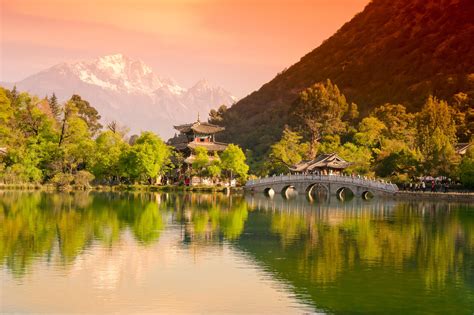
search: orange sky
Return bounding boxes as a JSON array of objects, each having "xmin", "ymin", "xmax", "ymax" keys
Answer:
[{"xmin": 1, "ymin": 0, "xmax": 368, "ymax": 97}]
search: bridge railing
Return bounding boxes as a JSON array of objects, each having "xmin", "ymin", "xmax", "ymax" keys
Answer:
[{"xmin": 245, "ymin": 174, "xmax": 398, "ymax": 192}]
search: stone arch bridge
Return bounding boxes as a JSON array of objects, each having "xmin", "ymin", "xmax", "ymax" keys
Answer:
[{"xmin": 245, "ymin": 174, "xmax": 398, "ymax": 199}]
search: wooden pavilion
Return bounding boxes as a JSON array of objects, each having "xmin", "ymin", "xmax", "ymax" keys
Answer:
[
  {"xmin": 289, "ymin": 153, "xmax": 352, "ymax": 175},
  {"xmin": 167, "ymin": 117, "xmax": 228, "ymax": 184}
]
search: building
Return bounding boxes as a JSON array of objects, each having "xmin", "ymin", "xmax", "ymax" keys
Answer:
[
  {"xmin": 290, "ymin": 153, "xmax": 352, "ymax": 175},
  {"xmin": 167, "ymin": 117, "xmax": 228, "ymax": 183},
  {"xmin": 455, "ymin": 143, "xmax": 472, "ymax": 156}
]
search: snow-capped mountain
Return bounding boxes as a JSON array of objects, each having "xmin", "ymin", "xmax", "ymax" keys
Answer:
[{"xmin": 8, "ymin": 54, "xmax": 236, "ymax": 138}]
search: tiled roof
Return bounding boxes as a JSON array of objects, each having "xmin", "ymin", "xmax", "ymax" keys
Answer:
[
  {"xmin": 187, "ymin": 141, "xmax": 228, "ymax": 152},
  {"xmin": 290, "ymin": 153, "xmax": 352, "ymax": 172},
  {"xmin": 184, "ymin": 154, "xmax": 221, "ymax": 164},
  {"xmin": 167, "ymin": 134, "xmax": 189, "ymax": 150},
  {"xmin": 174, "ymin": 121, "xmax": 225, "ymax": 134},
  {"xmin": 455, "ymin": 143, "xmax": 472, "ymax": 155}
]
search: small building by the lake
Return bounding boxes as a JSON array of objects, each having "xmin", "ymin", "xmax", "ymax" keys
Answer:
[
  {"xmin": 167, "ymin": 117, "xmax": 228, "ymax": 184},
  {"xmin": 290, "ymin": 153, "xmax": 352, "ymax": 175},
  {"xmin": 455, "ymin": 143, "xmax": 472, "ymax": 156}
]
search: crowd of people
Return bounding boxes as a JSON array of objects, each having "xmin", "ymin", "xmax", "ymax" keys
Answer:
[{"xmin": 401, "ymin": 179, "xmax": 451, "ymax": 193}]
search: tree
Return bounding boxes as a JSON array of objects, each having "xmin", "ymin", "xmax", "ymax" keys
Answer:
[
  {"xmin": 120, "ymin": 132, "xmax": 170, "ymax": 184},
  {"xmin": 291, "ymin": 80, "xmax": 352, "ymax": 157},
  {"xmin": 371, "ymin": 103, "xmax": 415, "ymax": 143},
  {"xmin": 451, "ymin": 92, "xmax": 474, "ymax": 142},
  {"xmin": 221, "ymin": 144, "xmax": 249, "ymax": 181},
  {"xmin": 459, "ymin": 146, "xmax": 474, "ymax": 188},
  {"xmin": 91, "ymin": 131, "xmax": 128, "ymax": 183},
  {"xmin": 337, "ymin": 142, "xmax": 373, "ymax": 175},
  {"xmin": 48, "ymin": 93, "xmax": 61, "ymax": 122},
  {"xmin": 416, "ymin": 96, "xmax": 459, "ymax": 176},
  {"xmin": 69, "ymin": 94, "xmax": 102, "ymax": 136},
  {"xmin": 374, "ymin": 139, "xmax": 422, "ymax": 180},
  {"xmin": 0, "ymin": 88, "xmax": 13, "ymax": 145},
  {"xmin": 107, "ymin": 120, "xmax": 129, "ymax": 138},
  {"xmin": 61, "ymin": 113, "xmax": 95, "ymax": 173},
  {"xmin": 354, "ymin": 117, "xmax": 386, "ymax": 149},
  {"xmin": 207, "ymin": 152, "xmax": 222, "ymax": 179},
  {"xmin": 192, "ymin": 147, "xmax": 210, "ymax": 177},
  {"xmin": 209, "ymin": 105, "xmax": 228, "ymax": 124},
  {"xmin": 268, "ymin": 127, "xmax": 309, "ymax": 173}
]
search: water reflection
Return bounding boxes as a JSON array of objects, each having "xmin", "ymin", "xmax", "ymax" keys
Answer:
[
  {"xmin": 0, "ymin": 192, "xmax": 254, "ymax": 277},
  {"xmin": 242, "ymin": 194, "xmax": 474, "ymax": 313},
  {"xmin": 1, "ymin": 191, "xmax": 473, "ymax": 313}
]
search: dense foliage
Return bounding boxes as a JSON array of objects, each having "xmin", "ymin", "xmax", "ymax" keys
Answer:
[
  {"xmin": 256, "ymin": 80, "xmax": 473, "ymax": 186},
  {"xmin": 0, "ymin": 87, "xmax": 248, "ymax": 187},
  {"xmin": 218, "ymin": 0, "xmax": 474, "ymax": 160}
]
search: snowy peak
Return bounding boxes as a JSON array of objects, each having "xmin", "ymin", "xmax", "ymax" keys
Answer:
[
  {"xmin": 9, "ymin": 53, "xmax": 237, "ymax": 138},
  {"xmin": 58, "ymin": 54, "xmax": 169, "ymax": 95}
]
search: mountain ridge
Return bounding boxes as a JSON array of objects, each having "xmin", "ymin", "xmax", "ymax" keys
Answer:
[
  {"xmin": 219, "ymin": 0, "xmax": 474, "ymax": 156},
  {"xmin": 3, "ymin": 54, "xmax": 236, "ymax": 138}
]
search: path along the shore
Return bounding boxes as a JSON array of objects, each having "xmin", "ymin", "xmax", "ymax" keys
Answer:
[{"xmin": 395, "ymin": 191, "xmax": 474, "ymax": 203}]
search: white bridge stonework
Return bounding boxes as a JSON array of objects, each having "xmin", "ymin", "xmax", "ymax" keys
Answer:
[{"xmin": 245, "ymin": 174, "xmax": 398, "ymax": 199}]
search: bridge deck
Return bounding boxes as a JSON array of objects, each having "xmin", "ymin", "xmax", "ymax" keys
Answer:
[{"xmin": 246, "ymin": 174, "xmax": 398, "ymax": 194}]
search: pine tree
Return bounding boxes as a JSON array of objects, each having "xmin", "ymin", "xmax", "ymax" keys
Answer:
[{"xmin": 49, "ymin": 93, "xmax": 61, "ymax": 121}]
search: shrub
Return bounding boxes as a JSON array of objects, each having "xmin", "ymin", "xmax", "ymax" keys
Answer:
[
  {"xmin": 51, "ymin": 173, "xmax": 74, "ymax": 190},
  {"xmin": 74, "ymin": 170, "xmax": 95, "ymax": 189}
]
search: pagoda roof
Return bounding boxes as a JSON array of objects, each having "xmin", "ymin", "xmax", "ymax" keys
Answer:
[
  {"xmin": 188, "ymin": 141, "xmax": 228, "ymax": 152},
  {"xmin": 455, "ymin": 142, "xmax": 472, "ymax": 155},
  {"xmin": 290, "ymin": 153, "xmax": 352, "ymax": 172},
  {"xmin": 174, "ymin": 121, "xmax": 225, "ymax": 134},
  {"xmin": 184, "ymin": 153, "xmax": 221, "ymax": 164}
]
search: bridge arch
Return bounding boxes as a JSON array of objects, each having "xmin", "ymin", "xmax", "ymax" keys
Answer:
[
  {"xmin": 361, "ymin": 190, "xmax": 374, "ymax": 200},
  {"xmin": 281, "ymin": 185, "xmax": 297, "ymax": 199},
  {"xmin": 305, "ymin": 183, "xmax": 329, "ymax": 202},
  {"xmin": 336, "ymin": 187, "xmax": 354, "ymax": 201},
  {"xmin": 263, "ymin": 187, "xmax": 275, "ymax": 197}
]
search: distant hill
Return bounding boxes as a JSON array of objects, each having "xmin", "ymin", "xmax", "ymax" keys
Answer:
[
  {"xmin": 219, "ymin": 0, "xmax": 474, "ymax": 156},
  {"xmin": 3, "ymin": 54, "xmax": 236, "ymax": 138}
]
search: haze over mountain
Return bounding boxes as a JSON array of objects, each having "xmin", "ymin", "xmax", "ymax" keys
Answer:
[
  {"xmin": 219, "ymin": 0, "xmax": 474, "ymax": 156},
  {"xmin": 3, "ymin": 54, "xmax": 236, "ymax": 138}
]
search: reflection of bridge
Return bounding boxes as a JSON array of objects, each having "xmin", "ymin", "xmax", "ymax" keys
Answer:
[{"xmin": 245, "ymin": 174, "xmax": 398, "ymax": 199}]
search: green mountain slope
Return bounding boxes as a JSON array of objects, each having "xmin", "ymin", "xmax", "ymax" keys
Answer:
[{"xmin": 219, "ymin": 0, "xmax": 474, "ymax": 157}]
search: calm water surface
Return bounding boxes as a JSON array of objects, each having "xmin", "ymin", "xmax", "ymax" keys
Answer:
[{"xmin": 1, "ymin": 191, "xmax": 473, "ymax": 314}]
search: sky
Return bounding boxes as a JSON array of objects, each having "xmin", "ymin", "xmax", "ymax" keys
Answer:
[{"xmin": 1, "ymin": 0, "xmax": 368, "ymax": 98}]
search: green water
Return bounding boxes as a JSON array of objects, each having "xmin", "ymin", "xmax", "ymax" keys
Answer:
[{"xmin": 1, "ymin": 191, "xmax": 473, "ymax": 314}]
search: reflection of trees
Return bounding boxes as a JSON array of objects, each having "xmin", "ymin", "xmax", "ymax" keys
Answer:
[
  {"xmin": 132, "ymin": 202, "xmax": 164, "ymax": 245},
  {"xmin": 167, "ymin": 193, "xmax": 249, "ymax": 243},
  {"xmin": 0, "ymin": 191, "xmax": 167, "ymax": 276},
  {"xmin": 239, "ymin": 196, "xmax": 474, "ymax": 312},
  {"xmin": 0, "ymin": 191, "xmax": 250, "ymax": 277}
]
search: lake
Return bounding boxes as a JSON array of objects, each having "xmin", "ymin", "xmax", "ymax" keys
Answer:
[{"xmin": 1, "ymin": 191, "xmax": 473, "ymax": 314}]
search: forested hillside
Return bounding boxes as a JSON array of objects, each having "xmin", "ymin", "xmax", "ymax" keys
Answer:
[{"xmin": 218, "ymin": 0, "xmax": 474, "ymax": 157}]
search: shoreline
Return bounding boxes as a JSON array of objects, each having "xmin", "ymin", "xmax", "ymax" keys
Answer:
[
  {"xmin": 0, "ymin": 184, "xmax": 472, "ymax": 202},
  {"xmin": 0, "ymin": 183, "xmax": 243, "ymax": 193},
  {"xmin": 393, "ymin": 191, "xmax": 474, "ymax": 203}
]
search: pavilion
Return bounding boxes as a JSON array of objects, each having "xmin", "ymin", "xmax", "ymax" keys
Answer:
[
  {"xmin": 289, "ymin": 153, "xmax": 352, "ymax": 175},
  {"xmin": 167, "ymin": 117, "xmax": 228, "ymax": 184}
]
